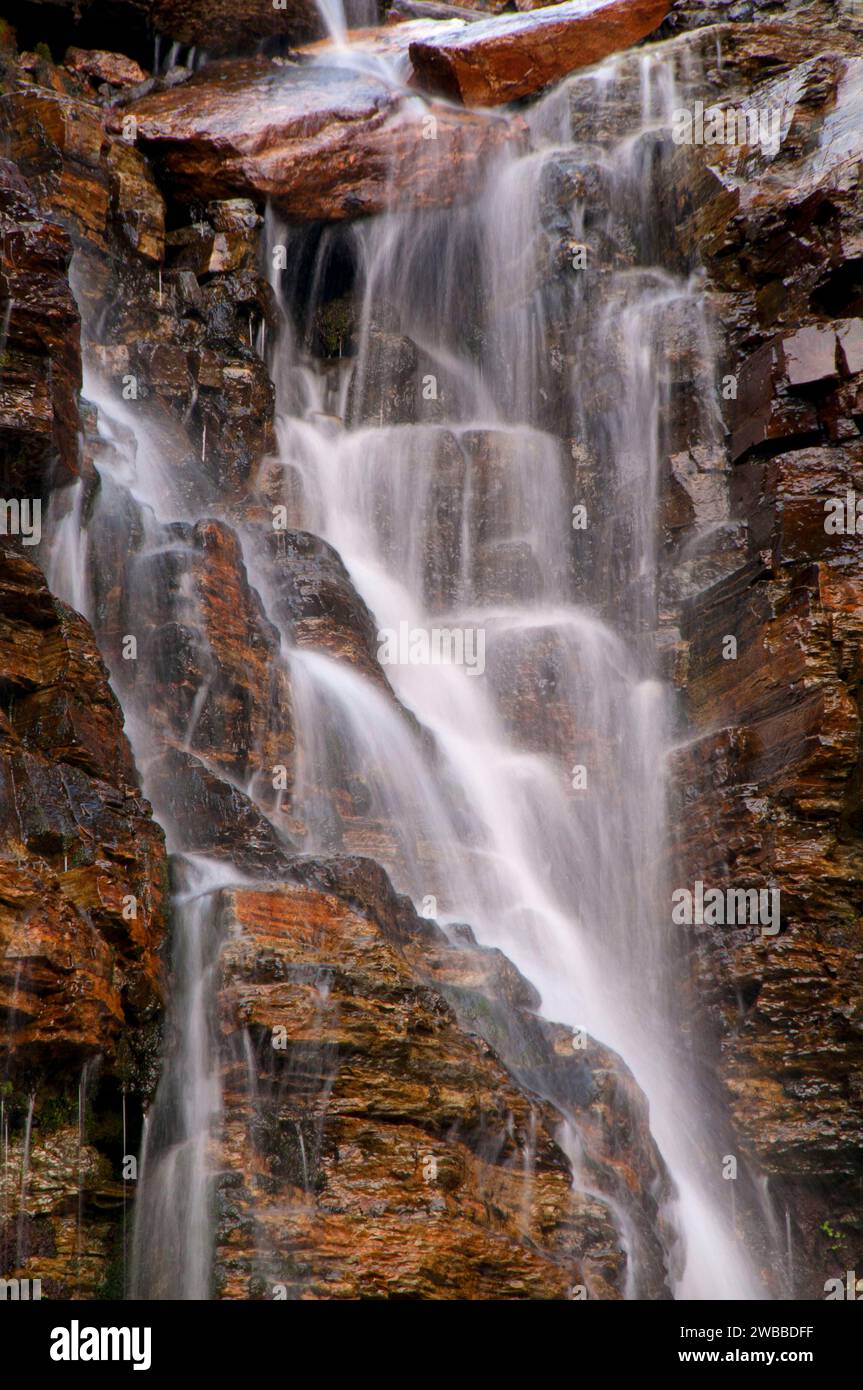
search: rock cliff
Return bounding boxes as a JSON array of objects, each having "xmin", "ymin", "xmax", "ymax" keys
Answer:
[{"xmin": 0, "ymin": 0, "xmax": 860, "ymax": 1302}]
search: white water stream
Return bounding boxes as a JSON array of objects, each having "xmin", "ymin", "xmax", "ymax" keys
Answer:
[{"xmin": 43, "ymin": 26, "xmax": 772, "ymax": 1299}]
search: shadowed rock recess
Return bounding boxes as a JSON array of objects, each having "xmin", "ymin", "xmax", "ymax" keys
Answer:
[{"xmin": 0, "ymin": 0, "xmax": 861, "ymax": 1304}]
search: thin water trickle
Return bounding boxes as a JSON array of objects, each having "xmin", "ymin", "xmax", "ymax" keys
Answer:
[
  {"xmin": 122, "ymin": 1089, "xmax": 128, "ymax": 1298},
  {"xmin": 16, "ymin": 1093, "xmax": 35, "ymax": 1265},
  {"xmin": 130, "ymin": 856, "xmax": 243, "ymax": 1300},
  {"xmin": 1, "ymin": 1098, "xmax": 7, "ymax": 1230},
  {"xmin": 75, "ymin": 1062, "xmax": 92, "ymax": 1295}
]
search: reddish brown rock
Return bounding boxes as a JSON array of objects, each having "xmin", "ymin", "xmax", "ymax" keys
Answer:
[
  {"xmin": 408, "ymin": 0, "xmax": 671, "ymax": 107},
  {"xmin": 64, "ymin": 46, "xmax": 148, "ymax": 88},
  {"xmin": 0, "ymin": 160, "xmax": 81, "ymax": 494},
  {"xmin": 211, "ymin": 861, "xmax": 672, "ymax": 1299},
  {"xmin": 86, "ymin": 507, "xmax": 295, "ymax": 809},
  {"xmin": 0, "ymin": 541, "xmax": 167, "ymax": 1064},
  {"xmin": 141, "ymin": 0, "xmax": 321, "ymax": 54},
  {"xmin": 114, "ymin": 58, "xmax": 523, "ymax": 220},
  {"xmin": 255, "ymin": 529, "xmax": 398, "ymax": 691},
  {"xmin": 654, "ymin": 30, "xmax": 863, "ymax": 1296},
  {"xmin": 0, "ymin": 537, "xmax": 167, "ymax": 1296},
  {"xmin": 0, "ymin": 81, "xmax": 165, "ymax": 327},
  {"xmin": 77, "ymin": 191, "xmax": 275, "ymax": 502}
]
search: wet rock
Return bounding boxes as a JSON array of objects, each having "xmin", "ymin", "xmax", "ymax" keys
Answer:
[
  {"xmin": 114, "ymin": 58, "xmax": 523, "ymax": 221},
  {"xmin": 408, "ymin": 0, "xmax": 671, "ymax": 107},
  {"xmin": 146, "ymin": 746, "xmax": 295, "ymax": 876},
  {"xmin": 166, "ymin": 223, "xmax": 256, "ymax": 277},
  {"xmin": 2, "ymin": 0, "xmax": 322, "ymax": 57},
  {"xmin": 84, "ymin": 220, "xmax": 275, "ymax": 502},
  {"xmin": 726, "ymin": 337, "xmax": 821, "ymax": 462},
  {"xmin": 212, "ymin": 859, "xmax": 672, "ymax": 1298},
  {"xmin": 125, "ymin": 516, "xmax": 295, "ymax": 796},
  {"xmin": 64, "ymin": 46, "xmax": 148, "ymax": 88},
  {"xmin": 660, "ymin": 0, "xmax": 855, "ymax": 37},
  {"xmin": 389, "ymin": 0, "xmax": 495, "ymax": 17},
  {"xmin": 0, "ymin": 159, "xmax": 82, "ymax": 494},
  {"xmin": 104, "ymin": 137, "xmax": 165, "ymax": 265},
  {"xmin": 257, "ymin": 529, "xmax": 392, "ymax": 688},
  {"xmin": 0, "ymin": 1106, "xmax": 130, "ymax": 1298},
  {"xmin": 0, "ymin": 533, "xmax": 166, "ymax": 1301},
  {"xmin": 0, "ymin": 541, "xmax": 167, "ymax": 1067},
  {"xmin": 0, "ymin": 123, "xmax": 169, "ymax": 1310},
  {"xmin": 346, "ymin": 329, "xmax": 447, "ymax": 425},
  {"xmin": 141, "ymin": 0, "xmax": 322, "ymax": 54},
  {"xmin": 0, "ymin": 81, "xmax": 165, "ymax": 328},
  {"xmin": 658, "ymin": 25, "xmax": 863, "ymax": 1294}
]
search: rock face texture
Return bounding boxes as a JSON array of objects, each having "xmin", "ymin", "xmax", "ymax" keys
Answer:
[
  {"xmin": 660, "ymin": 0, "xmax": 853, "ymax": 37},
  {"xmin": 0, "ymin": 159, "xmax": 81, "ymax": 495},
  {"xmin": 0, "ymin": 59, "xmax": 171, "ymax": 1298},
  {"xmin": 116, "ymin": 59, "xmax": 523, "ymax": 220},
  {"xmin": 140, "ymin": 0, "xmax": 322, "ymax": 54},
  {"xmin": 652, "ymin": 24, "xmax": 863, "ymax": 1294},
  {"xmin": 3, "ymin": 0, "xmax": 323, "ymax": 59},
  {"xmin": 0, "ymin": 64, "xmax": 165, "ymax": 333},
  {"xmin": 408, "ymin": 0, "xmax": 671, "ymax": 105},
  {"xmin": 0, "ymin": 541, "xmax": 167, "ymax": 1297},
  {"xmin": 0, "ymin": 543, "xmax": 166, "ymax": 1057},
  {"xmin": 214, "ymin": 861, "xmax": 672, "ymax": 1300}
]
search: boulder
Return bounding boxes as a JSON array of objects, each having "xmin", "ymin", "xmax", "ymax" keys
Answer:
[
  {"xmin": 408, "ymin": 0, "xmax": 671, "ymax": 107},
  {"xmin": 114, "ymin": 58, "xmax": 523, "ymax": 220},
  {"xmin": 64, "ymin": 46, "xmax": 148, "ymax": 87}
]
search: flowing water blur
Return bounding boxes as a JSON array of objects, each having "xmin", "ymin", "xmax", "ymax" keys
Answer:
[
  {"xmin": 129, "ymin": 858, "xmax": 235, "ymax": 1300},
  {"xmin": 260, "ymin": 37, "xmax": 765, "ymax": 1299},
  {"xmin": 43, "ymin": 29, "xmax": 772, "ymax": 1299}
]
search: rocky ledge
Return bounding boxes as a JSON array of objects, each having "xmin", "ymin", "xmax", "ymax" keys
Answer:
[
  {"xmin": 409, "ymin": 0, "xmax": 671, "ymax": 106},
  {"xmin": 111, "ymin": 59, "xmax": 522, "ymax": 220}
]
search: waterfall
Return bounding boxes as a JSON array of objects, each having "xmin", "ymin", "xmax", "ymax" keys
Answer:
[
  {"xmin": 312, "ymin": 0, "xmax": 378, "ymax": 48},
  {"xmin": 41, "ymin": 31, "xmax": 773, "ymax": 1300},
  {"xmin": 130, "ymin": 857, "xmax": 237, "ymax": 1300},
  {"xmin": 258, "ymin": 38, "xmax": 765, "ymax": 1298},
  {"xmin": 16, "ymin": 1093, "xmax": 34, "ymax": 1266}
]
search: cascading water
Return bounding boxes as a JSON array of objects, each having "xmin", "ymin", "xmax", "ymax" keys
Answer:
[
  {"xmin": 46, "ymin": 382, "xmax": 261, "ymax": 1299},
  {"xmin": 258, "ymin": 35, "xmax": 767, "ymax": 1299},
  {"xmin": 129, "ymin": 857, "xmax": 233, "ymax": 1300},
  {"xmin": 42, "ymin": 21, "xmax": 777, "ymax": 1300}
]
